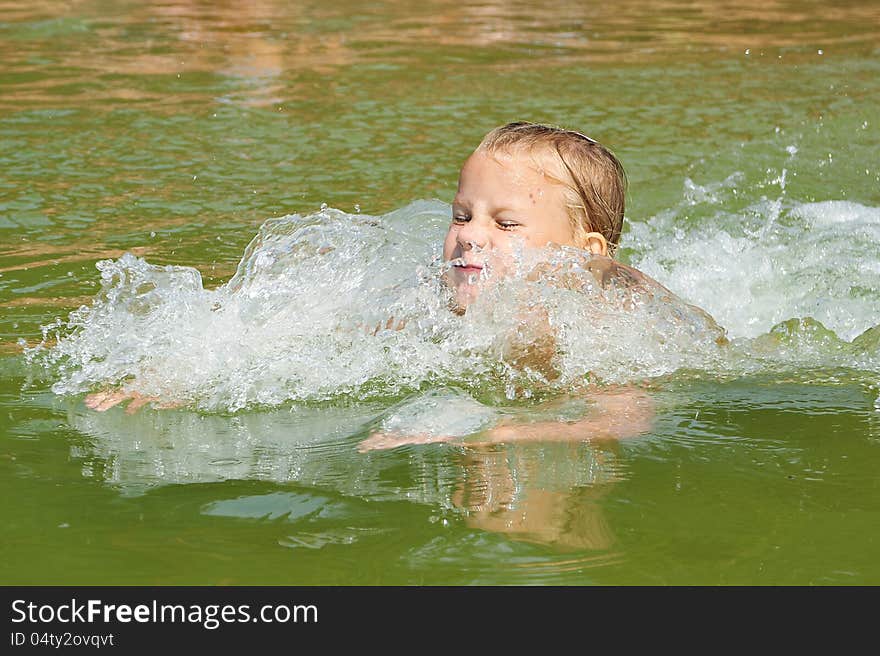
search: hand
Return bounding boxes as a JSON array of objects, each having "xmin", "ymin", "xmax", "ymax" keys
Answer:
[
  {"xmin": 370, "ymin": 316, "xmax": 406, "ymax": 336},
  {"xmin": 357, "ymin": 430, "xmax": 456, "ymax": 453},
  {"xmin": 84, "ymin": 389, "xmax": 181, "ymax": 414}
]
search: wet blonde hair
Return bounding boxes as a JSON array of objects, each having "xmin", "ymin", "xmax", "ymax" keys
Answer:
[{"xmin": 478, "ymin": 121, "xmax": 627, "ymax": 251}]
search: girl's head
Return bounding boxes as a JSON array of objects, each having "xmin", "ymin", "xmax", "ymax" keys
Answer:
[{"xmin": 444, "ymin": 121, "xmax": 627, "ymax": 309}]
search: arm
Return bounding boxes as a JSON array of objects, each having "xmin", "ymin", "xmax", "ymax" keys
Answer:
[
  {"xmin": 476, "ymin": 387, "xmax": 654, "ymax": 445},
  {"xmin": 358, "ymin": 387, "xmax": 655, "ymax": 452}
]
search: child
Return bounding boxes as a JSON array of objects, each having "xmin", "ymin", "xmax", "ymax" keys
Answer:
[
  {"xmin": 442, "ymin": 121, "xmax": 668, "ymax": 314},
  {"xmin": 362, "ymin": 121, "xmax": 696, "ymax": 450},
  {"xmin": 89, "ymin": 122, "xmax": 716, "ymax": 448}
]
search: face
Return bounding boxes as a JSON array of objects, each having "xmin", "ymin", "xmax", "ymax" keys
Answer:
[{"xmin": 443, "ymin": 147, "xmax": 578, "ymax": 310}]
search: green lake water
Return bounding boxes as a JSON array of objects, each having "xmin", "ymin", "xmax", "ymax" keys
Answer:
[{"xmin": 2, "ymin": 0, "xmax": 880, "ymax": 584}]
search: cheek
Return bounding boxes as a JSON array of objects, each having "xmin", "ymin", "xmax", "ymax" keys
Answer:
[
  {"xmin": 519, "ymin": 232, "xmax": 544, "ymax": 249},
  {"xmin": 489, "ymin": 232, "xmax": 514, "ymax": 253},
  {"xmin": 532, "ymin": 194, "xmax": 577, "ymax": 246},
  {"xmin": 522, "ymin": 223, "xmax": 574, "ymax": 250},
  {"xmin": 495, "ymin": 231, "xmax": 535, "ymax": 258},
  {"xmin": 484, "ymin": 237, "xmax": 516, "ymax": 277}
]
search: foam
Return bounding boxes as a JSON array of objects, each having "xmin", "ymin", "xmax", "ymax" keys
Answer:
[{"xmin": 631, "ymin": 185, "xmax": 880, "ymax": 343}]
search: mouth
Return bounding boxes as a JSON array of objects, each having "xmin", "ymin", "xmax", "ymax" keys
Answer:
[{"xmin": 449, "ymin": 258, "xmax": 484, "ymax": 277}]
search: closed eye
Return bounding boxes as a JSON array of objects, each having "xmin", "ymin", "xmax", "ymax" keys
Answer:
[
  {"xmin": 452, "ymin": 214, "xmax": 471, "ymax": 224},
  {"xmin": 496, "ymin": 220, "xmax": 519, "ymax": 230}
]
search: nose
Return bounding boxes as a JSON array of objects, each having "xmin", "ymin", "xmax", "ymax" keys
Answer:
[{"xmin": 457, "ymin": 215, "xmax": 489, "ymax": 251}]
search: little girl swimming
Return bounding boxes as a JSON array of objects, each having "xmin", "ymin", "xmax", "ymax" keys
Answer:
[
  {"xmin": 359, "ymin": 122, "xmax": 683, "ymax": 450},
  {"xmin": 441, "ymin": 122, "xmax": 718, "ymax": 328},
  {"xmin": 85, "ymin": 121, "xmax": 723, "ymax": 449},
  {"xmin": 444, "ymin": 121, "xmax": 629, "ymax": 312}
]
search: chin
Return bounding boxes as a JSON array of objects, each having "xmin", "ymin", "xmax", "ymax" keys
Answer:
[
  {"xmin": 445, "ymin": 283, "xmax": 478, "ymax": 314},
  {"xmin": 450, "ymin": 285, "xmax": 479, "ymax": 314},
  {"xmin": 441, "ymin": 269, "xmax": 474, "ymax": 313}
]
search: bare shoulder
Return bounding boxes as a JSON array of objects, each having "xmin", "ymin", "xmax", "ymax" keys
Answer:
[
  {"xmin": 584, "ymin": 256, "xmax": 728, "ymax": 344},
  {"xmin": 582, "ymin": 255, "xmax": 669, "ymax": 293}
]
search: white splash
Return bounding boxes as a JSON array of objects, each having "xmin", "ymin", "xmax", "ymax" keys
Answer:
[
  {"xmin": 27, "ymin": 200, "xmax": 731, "ymax": 412},
  {"xmin": 630, "ymin": 188, "xmax": 880, "ymax": 343}
]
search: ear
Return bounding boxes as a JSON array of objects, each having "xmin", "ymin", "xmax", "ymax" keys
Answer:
[{"xmin": 583, "ymin": 232, "xmax": 608, "ymax": 256}]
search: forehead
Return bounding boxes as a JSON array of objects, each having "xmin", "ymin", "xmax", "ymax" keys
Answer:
[{"xmin": 456, "ymin": 147, "xmax": 565, "ymax": 197}]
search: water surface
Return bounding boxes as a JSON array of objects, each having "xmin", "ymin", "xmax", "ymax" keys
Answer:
[{"xmin": 2, "ymin": 0, "xmax": 879, "ymax": 584}]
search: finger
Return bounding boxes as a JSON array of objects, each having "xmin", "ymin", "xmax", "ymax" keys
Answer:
[
  {"xmin": 85, "ymin": 391, "xmax": 111, "ymax": 409},
  {"xmin": 409, "ymin": 433, "xmax": 455, "ymax": 446},
  {"xmin": 153, "ymin": 400, "xmax": 183, "ymax": 410},
  {"xmin": 358, "ymin": 432, "xmax": 391, "ymax": 453},
  {"xmin": 124, "ymin": 396, "xmax": 154, "ymax": 415},
  {"xmin": 358, "ymin": 431, "xmax": 406, "ymax": 453},
  {"xmin": 358, "ymin": 431, "xmax": 454, "ymax": 453},
  {"xmin": 94, "ymin": 392, "xmax": 130, "ymax": 412}
]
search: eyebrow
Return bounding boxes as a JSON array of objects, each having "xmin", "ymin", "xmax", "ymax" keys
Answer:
[{"xmin": 452, "ymin": 199, "xmax": 518, "ymax": 214}]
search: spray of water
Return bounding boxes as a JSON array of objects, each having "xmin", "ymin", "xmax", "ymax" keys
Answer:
[
  {"xmin": 25, "ymin": 199, "xmax": 732, "ymax": 411},
  {"xmin": 26, "ymin": 166, "xmax": 880, "ymax": 419}
]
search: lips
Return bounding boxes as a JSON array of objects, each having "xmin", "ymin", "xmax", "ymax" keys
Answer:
[
  {"xmin": 449, "ymin": 257, "xmax": 484, "ymax": 274},
  {"xmin": 445, "ymin": 257, "xmax": 487, "ymax": 285}
]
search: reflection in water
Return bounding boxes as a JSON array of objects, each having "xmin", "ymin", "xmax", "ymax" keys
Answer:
[
  {"xmin": 2, "ymin": 0, "xmax": 878, "ymax": 108},
  {"xmin": 66, "ymin": 400, "xmax": 625, "ymax": 551},
  {"xmin": 68, "ymin": 403, "xmax": 386, "ymax": 495},
  {"xmin": 453, "ymin": 444, "xmax": 620, "ymax": 550}
]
